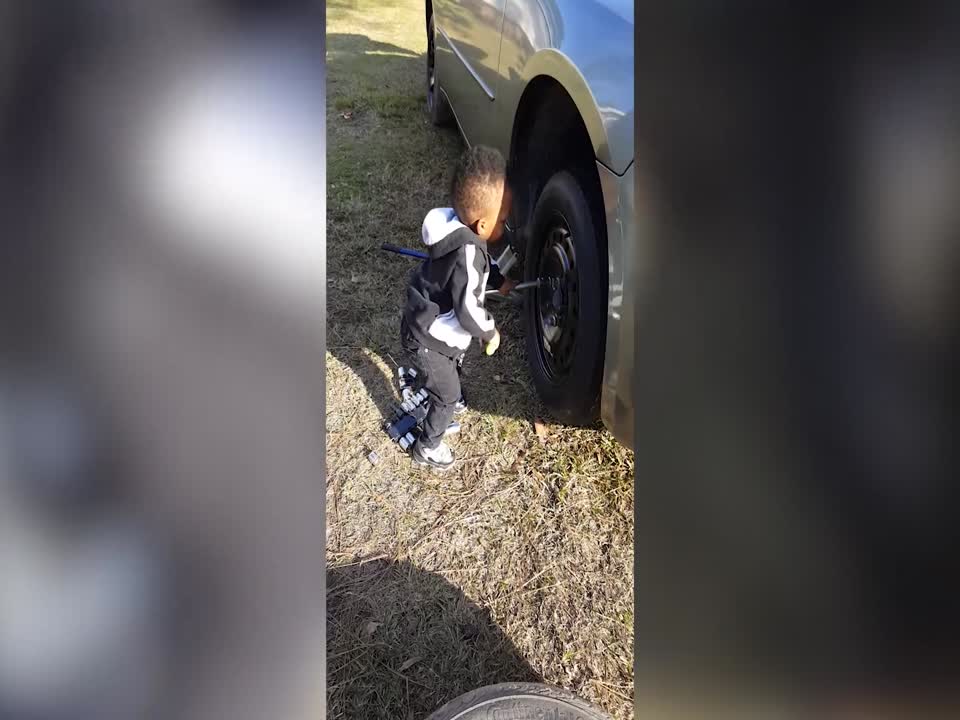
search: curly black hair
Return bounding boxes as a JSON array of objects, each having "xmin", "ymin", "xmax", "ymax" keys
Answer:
[{"xmin": 449, "ymin": 145, "xmax": 507, "ymax": 224}]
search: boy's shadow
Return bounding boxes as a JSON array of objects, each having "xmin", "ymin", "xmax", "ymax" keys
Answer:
[
  {"xmin": 327, "ymin": 557, "xmax": 540, "ymax": 719},
  {"xmin": 328, "ymin": 288, "xmax": 532, "ymax": 429}
]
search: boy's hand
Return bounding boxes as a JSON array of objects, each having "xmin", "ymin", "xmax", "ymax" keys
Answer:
[
  {"xmin": 497, "ymin": 277, "xmax": 516, "ymax": 296},
  {"xmin": 484, "ymin": 329, "xmax": 501, "ymax": 356}
]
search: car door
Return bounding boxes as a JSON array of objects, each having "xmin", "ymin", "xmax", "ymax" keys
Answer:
[{"xmin": 434, "ymin": 0, "xmax": 507, "ymax": 148}]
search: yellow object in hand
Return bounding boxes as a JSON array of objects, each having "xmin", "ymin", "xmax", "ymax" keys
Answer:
[{"xmin": 485, "ymin": 329, "xmax": 501, "ymax": 356}]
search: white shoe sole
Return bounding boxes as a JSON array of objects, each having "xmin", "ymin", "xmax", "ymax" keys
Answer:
[{"xmin": 411, "ymin": 446, "xmax": 454, "ymax": 471}]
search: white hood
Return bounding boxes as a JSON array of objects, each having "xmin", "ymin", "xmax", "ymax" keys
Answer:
[{"xmin": 421, "ymin": 208, "xmax": 466, "ymax": 247}]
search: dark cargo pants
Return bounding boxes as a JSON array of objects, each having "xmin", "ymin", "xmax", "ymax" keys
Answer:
[{"xmin": 400, "ymin": 320, "xmax": 461, "ymax": 450}]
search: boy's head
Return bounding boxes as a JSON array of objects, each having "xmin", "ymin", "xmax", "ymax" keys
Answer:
[{"xmin": 450, "ymin": 145, "xmax": 511, "ymax": 243}]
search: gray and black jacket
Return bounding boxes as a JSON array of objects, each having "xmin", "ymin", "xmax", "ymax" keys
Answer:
[{"xmin": 403, "ymin": 208, "xmax": 498, "ymax": 358}]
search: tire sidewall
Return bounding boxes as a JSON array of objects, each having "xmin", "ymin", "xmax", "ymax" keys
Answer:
[{"xmin": 523, "ymin": 170, "xmax": 606, "ymax": 424}]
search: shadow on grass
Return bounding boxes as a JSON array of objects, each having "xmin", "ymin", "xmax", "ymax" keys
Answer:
[
  {"xmin": 327, "ymin": 558, "xmax": 539, "ymax": 719},
  {"xmin": 328, "ymin": 292, "xmax": 540, "ymax": 432},
  {"xmin": 326, "ymin": 31, "xmax": 420, "ymax": 60}
]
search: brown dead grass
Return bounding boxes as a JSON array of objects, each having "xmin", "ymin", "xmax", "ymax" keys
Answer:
[{"xmin": 326, "ymin": 1, "xmax": 634, "ymax": 718}]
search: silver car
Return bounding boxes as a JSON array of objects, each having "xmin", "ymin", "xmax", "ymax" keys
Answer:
[{"xmin": 425, "ymin": 0, "xmax": 634, "ymax": 448}]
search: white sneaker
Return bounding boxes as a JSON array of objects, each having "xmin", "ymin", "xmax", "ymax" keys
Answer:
[{"xmin": 412, "ymin": 441, "xmax": 454, "ymax": 470}]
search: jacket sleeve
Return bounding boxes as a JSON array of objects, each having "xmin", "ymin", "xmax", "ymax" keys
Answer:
[{"xmin": 450, "ymin": 244, "xmax": 497, "ymax": 343}]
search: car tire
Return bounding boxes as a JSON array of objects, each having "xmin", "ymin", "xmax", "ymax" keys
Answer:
[
  {"xmin": 426, "ymin": 683, "xmax": 611, "ymax": 720},
  {"xmin": 426, "ymin": 15, "xmax": 453, "ymax": 127},
  {"xmin": 523, "ymin": 170, "xmax": 606, "ymax": 425}
]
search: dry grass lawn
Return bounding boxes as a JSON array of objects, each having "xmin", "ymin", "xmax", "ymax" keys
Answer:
[{"xmin": 326, "ymin": 1, "xmax": 634, "ymax": 717}]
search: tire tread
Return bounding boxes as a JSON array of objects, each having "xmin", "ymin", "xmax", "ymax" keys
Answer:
[{"xmin": 426, "ymin": 682, "xmax": 611, "ymax": 720}]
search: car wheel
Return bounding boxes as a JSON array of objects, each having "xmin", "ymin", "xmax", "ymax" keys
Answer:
[
  {"xmin": 523, "ymin": 170, "xmax": 606, "ymax": 425},
  {"xmin": 426, "ymin": 15, "xmax": 453, "ymax": 126},
  {"xmin": 426, "ymin": 683, "xmax": 611, "ymax": 720}
]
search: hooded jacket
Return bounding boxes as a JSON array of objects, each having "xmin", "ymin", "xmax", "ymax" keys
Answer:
[{"xmin": 403, "ymin": 208, "xmax": 498, "ymax": 357}]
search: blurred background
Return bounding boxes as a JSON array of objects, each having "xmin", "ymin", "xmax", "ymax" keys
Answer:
[
  {"xmin": 632, "ymin": 1, "xmax": 960, "ymax": 716},
  {"xmin": 1, "ymin": 1, "xmax": 325, "ymax": 718}
]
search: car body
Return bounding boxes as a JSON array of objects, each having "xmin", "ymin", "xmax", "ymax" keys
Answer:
[{"xmin": 426, "ymin": 0, "xmax": 634, "ymax": 448}]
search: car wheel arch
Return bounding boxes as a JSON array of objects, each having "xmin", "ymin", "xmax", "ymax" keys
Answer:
[
  {"xmin": 508, "ymin": 49, "xmax": 611, "ymax": 170},
  {"xmin": 508, "ymin": 75, "xmax": 607, "ymax": 256}
]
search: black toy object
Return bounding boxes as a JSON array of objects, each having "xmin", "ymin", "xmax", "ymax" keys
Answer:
[{"xmin": 384, "ymin": 366, "xmax": 429, "ymax": 450}]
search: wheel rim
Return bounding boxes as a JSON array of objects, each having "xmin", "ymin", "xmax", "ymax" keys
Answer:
[
  {"xmin": 534, "ymin": 214, "xmax": 578, "ymax": 381},
  {"xmin": 426, "ymin": 22, "xmax": 436, "ymax": 111}
]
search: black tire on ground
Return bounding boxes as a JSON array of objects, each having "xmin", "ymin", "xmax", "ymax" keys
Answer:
[
  {"xmin": 427, "ymin": 15, "xmax": 453, "ymax": 126},
  {"xmin": 426, "ymin": 683, "xmax": 611, "ymax": 720},
  {"xmin": 523, "ymin": 170, "xmax": 606, "ymax": 425}
]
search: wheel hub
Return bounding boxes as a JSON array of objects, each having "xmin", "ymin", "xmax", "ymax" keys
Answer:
[
  {"xmin": 535, "ymin": 222, "xmax": 578, "ymax": 378},
  {"xmin": 426, "ymin": 27, "xmax": 436, "ymax": 108}
]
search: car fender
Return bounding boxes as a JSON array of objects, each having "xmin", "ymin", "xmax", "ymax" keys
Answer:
[{"xmin": 497, "ymin": 0, "xmax": 633, "ymax": 174}]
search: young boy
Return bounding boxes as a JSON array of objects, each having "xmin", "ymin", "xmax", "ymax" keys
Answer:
[{"xmin": 400, "ymin": 145, "xmax": 515, "ymax": 469}]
